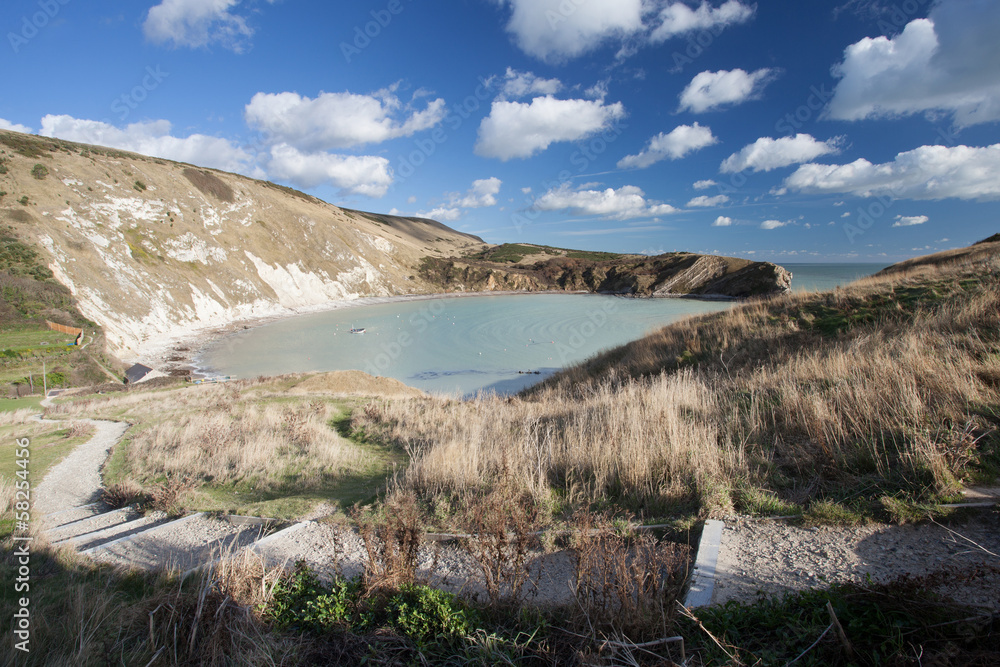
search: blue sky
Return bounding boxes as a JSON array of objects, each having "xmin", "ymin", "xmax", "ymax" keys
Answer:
[{"xmin": 2, "ymin": 0, "xmax": 999, "ymax": 263}]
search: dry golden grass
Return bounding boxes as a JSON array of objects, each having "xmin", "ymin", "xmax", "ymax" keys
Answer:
[
  {"xmin": 289, "ymin": 370, "xmax": 424, "ymax": 399},
  {"xmin": 0, "ymin": 408, "xmax": 39, "ymax": 426},
  {"xmin": 48, "ymin": 377, "xmax": 377, "ymax": 498},
  {"xmin": 354, "ymin": 252, "xmax": 1000, "ymax": 515}
]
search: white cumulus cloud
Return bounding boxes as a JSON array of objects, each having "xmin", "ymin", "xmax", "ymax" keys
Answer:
[
  {"xmin": 826, "ymin": 0, "xmax": 1000, "ymax": 127},
  {"xmin": 494, "ymin": 0, "xmax": 755, "ymax": 63},
  {"xmin": 693, "ymin": 179, "xmax": 718, "ymax": 190},
  {"xmin": 144, "ymin": 0, "xmax": 259, "ymax": 53},
  {"xmin": 246, "ymin": 88, "xmax": 446, "ymax": 152},
  {"xmin": 712, "ymin": 215, "xmax": 733, "ymax": 227},
  {"xmin": 412, "ymin": 178, "xmax": 503, "ymax": 222},
  {"xmin": 415, "ymin": 207, "xmax": 462, "ymax": 222},
  {"xmin": 678, "ymin": 68, "xmax": 776, "ymax": 113},
  {"xmin": 456, "ymin": 177, "xmax": 503, "ymax": 208},
  {"xmin": 533, "ymin": 183, "xmax": 677, "ymax": 220},
  {"xmin": 720, "ymin": 134, "xmax": 843, "ymax": 173},
  {"xmin": 893, "ymin": 215, "xmax": 928, "ymax": 227},
  {"xmin": 783, "ymin": 143, "xmax": 1000, "ymax": 201},
  {"xmin": 617, "ymin": 123, "xmax": 717, "ymax": 169},
  {"xmin": 650, "ymin": 1, "xmax": 755, "ymax": 43},
  {"xmin": 475, "ymin": 96, "xmax": 626, "ymax": 161},
  {"xmin": 39, "ymin": 115, "xmax": 254, "ymax": 175},
  {"xmin": 761, "ymin": 219, "xmax": 790, "ymax": 230},
  {"xmin": 0, "ymin": 118, "xmax": 32, "ymax": 133},
  {"xmin": 498, "ymin": 68, "xmax": 563, "ymax": 99},
  {"xmin": 265, "ymin": 144, "xmax": 392, "ymax": 198},
  {"xmin": 493, "ymin": 0, "xmax": 646, "ymax": 63},
  {"xmin": 687, "ymin": 194, "xmax": 729, "ymax": 208}
]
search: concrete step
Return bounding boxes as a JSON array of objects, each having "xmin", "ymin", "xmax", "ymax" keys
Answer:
[
  {"xmin": 47, "ymin": 506, "xmax": 138, "ymax": 543},
  {"xmin": 86, "ymin": 514, "xmax": 276, "ymax": 572},
  {"xmin": 40, "ymin": 502, "xmax": 104, "ymax": 530},
  {"xmin": 56, "ymin": 513, "xmax": 172, "ymax": 552}
]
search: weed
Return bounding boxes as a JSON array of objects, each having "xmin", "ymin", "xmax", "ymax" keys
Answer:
[
  {"xmin": 102, "ymin": 480, "xmax": 147, "ymax": 509},
  {"xmin": 31, "ymin": 163, "xmax": 49, "ymax": 180},
  {"xmin": 802, "ymin": 499, "xmax": 866, "ymax": 527},
  {"xmin": 459, "ymin": 472, "xmax": 542, "ymax": 606},
  {"xmin": 354, "ymin": 489, "xmax": 424, "ymax": 592},
  {"xmin": 570, "ymin": 509, "xmax": 690, "ymax": 639}
]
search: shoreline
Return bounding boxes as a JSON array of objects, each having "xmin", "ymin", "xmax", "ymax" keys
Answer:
[{"xmin": 142, "ymin": 290, "xmax": 589, "ymax": 379}]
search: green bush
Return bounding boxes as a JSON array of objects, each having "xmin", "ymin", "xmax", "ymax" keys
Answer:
[
  {"xmin": 133, "ymin": 180, "xmax": 147, "ymax": 192},
  {"xmin": 264, "ymin": 562, "xmax": 476, "ymax": 646},
  {"xmin": 31, "ymin": 163, "xmax": 48, "ymax": 180},
  {"xmin": 18, "ymin": 196, "xmax": 28, "ymax": 206}
]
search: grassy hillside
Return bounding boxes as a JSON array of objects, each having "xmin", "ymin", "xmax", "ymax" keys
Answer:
[
  {"xmin": 4, "ymin": 240, "xmax": 999, "ymax": 664},
  {"xmin": 360, "ymin": 238, "xmax": 1000, "ymax": 522},
  {"xmin": 0, "ymin": 223, "xmax": 121, "ymax": 390},
  {"xmin": 0, "ymin": 129, "xmax": 486, "ymax": 360}
]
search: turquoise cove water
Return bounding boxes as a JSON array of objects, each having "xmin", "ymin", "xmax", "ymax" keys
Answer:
[{"xmin": 197, "ymin": 264, "xmax": 887, "ymax": 396}]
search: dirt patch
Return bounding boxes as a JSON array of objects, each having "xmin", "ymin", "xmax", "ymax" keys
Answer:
[
  {"xmin": 2, "ymin": 209, "xmax": 34, "ymax": 224},
  {"xmin": 290, "ymin": 370, "xmax": 425, "ymax": 399},
  {"xmin": 182, "ymin": 168, "xmax": 234, "ymax": 203}
]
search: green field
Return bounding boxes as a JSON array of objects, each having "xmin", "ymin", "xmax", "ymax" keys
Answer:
[
  {"xmin": 0, "ymin": 396, "xmax": 44, "ymax": 412},
  {"xmin": 0, "ymin": 326, "xmax": 77, "ymax": 386},
  {"xmin": 466, "ymin": 243, "xmax": 625, "ymax": 264}
]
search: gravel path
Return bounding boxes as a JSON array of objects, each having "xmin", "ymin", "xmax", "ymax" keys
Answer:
[
  {"xmin": 33, "ymin": 417, "xmax": 130, "ymax": 518},
  {"xmin": 713, "ymin": 511, "xmax": 1000, "ymax": 611}
]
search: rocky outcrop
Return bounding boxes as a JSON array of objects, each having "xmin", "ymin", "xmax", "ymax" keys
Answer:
[{"xmin": 420, "ymin": 251, "xmax": 791, "ymax": 299}]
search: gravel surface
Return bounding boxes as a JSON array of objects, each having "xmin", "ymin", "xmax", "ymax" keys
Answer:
[
  {"xmin": 91, "ymin": 514, "xmax": 268, "ymax": 571},
  {"xmin": 713, "ymin": 511, "xmax": 1000, "ymax": 611},
  {"xmin": 61, "ymin": 513, "xmax": 168, "ymax": 551},
  {"xmin": 254, "ymin": 521, "xmax": 581, "ymax": 606},
  {"xmin": 33, "ymin": 417, "xmax": 130, "ymax": 517},
  {"xmin": 47, "ymin": 506, "xmax": 139, "ymax": 543}
]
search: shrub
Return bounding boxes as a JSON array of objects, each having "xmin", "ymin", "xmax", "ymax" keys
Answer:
[
  {"xmin": 354, "ymin": 489, "xmax": 424, "ymax": 592},
  {"xmin": 133, "ymin": 180, "xmax": 146, "ymax": 192},
  {"xmin": 18, "ymin": 196, "xmax": 28, "ymax": 206},
  {"xmin": 459, "ymin": 474, "xmax": 542, "ymax": 606},
  {"xmin": 103, "ymin": 480, "xmax": 148, "ymax": 509},
  {"xmin": 264, "ymin": 562, "xmax": 476, "ymax": 646},
  {"xmin": 31, "ymin": 163, "xmax": 48, "ymax": 180}
]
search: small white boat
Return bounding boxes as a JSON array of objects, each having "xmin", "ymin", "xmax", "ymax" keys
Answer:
[{"xmin": 350, "ymin": 327, "xmax": 366, "ymax": 334}]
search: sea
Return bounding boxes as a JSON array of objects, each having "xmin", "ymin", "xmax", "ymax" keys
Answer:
[{"xmin": 197, "ymin": 263, "xmax": 888, "ymax": 396}]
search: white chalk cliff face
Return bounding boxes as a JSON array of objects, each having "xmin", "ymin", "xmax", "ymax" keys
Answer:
[{"xmin": 0, "ymin": 131, "xmax": 484, "ymax": 359}]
